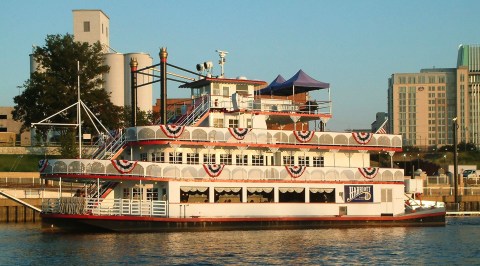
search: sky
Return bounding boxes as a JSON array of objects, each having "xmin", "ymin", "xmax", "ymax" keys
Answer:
[{"xmin": 1, "ymin": 0, "xmax": 480, "ymax": 131}]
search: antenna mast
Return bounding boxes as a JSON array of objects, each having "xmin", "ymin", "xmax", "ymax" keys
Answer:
[{"xmin": 216, "ymin": 50, "xmax": 228, "ymax": 78}]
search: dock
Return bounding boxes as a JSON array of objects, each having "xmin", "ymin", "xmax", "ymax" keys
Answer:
[{"xmin": 446, "ymin": 211, "xmax": 480, "ymax": 216}]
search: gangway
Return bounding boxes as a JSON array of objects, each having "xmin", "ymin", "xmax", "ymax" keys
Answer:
[{"xmin": 0, "ymin": 190, "xmax": 42, "ymax": 212}]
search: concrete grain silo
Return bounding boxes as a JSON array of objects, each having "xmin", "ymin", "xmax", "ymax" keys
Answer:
[{"xmin": 103, "ymin": 53, "xmax": 125, "ymax": 107}]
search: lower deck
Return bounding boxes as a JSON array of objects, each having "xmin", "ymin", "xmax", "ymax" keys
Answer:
[{"xmin": 41, "ymin": 176, "xmax": 409, "ymax": 219}]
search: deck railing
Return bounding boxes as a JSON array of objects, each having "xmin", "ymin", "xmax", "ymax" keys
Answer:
[
  {"xmin": 40, "ymin": 159, "xmax": 405, "ymax": 182},
  {"xmin": 42, "ymin": 197, "xmax": 168, "ymax": 217},
  {"xmin": 128, "ymin": 126, "xmax": 402, "ymax": 148}
]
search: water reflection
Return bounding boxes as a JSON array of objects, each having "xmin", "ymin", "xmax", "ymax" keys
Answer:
[{"xmin": 1, "ymin": 218, "xmax": 479, "ymax": 265}]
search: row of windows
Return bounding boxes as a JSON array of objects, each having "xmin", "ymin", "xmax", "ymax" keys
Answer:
[
  {"xmin": 177, "ymin": 187, "xmax": 393, "ymax": 204},
  {"xmin": 180, "ymin": 187, "xmax": 336, "ymax": 203},
  {"xmin": 428, "ymin": 92, "xmax": 446, "ymax": 98},
  {"xmin": 397, "ymin": 76, "xmax": 445, "ymax": 84},
  {"xmin": 123, "ymin": 188, "xmax": 159, "ymax": 200},
  {"xmin": 213, "ymin": 118, "xmax": 252, "ymax": 128},
  {"xmin": 142, "ymin": 152, "xmax": 325, "ymax": 167}
]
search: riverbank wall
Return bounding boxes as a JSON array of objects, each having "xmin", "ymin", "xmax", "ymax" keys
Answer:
[{"xmin": 0, "ymin": 198, "xmax": 41, "ymax": 222}]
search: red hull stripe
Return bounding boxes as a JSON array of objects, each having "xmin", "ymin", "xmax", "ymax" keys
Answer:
[{"xmin": 41, "ymin": 211, "xmax": 446, "ymax": 222}]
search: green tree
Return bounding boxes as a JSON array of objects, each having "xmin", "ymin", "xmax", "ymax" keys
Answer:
[{"xmin": 13, "ymin": 34, "xmax": 122, "ymax": 157}]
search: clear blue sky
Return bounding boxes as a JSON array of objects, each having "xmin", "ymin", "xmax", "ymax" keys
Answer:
[{"xmin": 1, "ymin": 0, "xmax": 479, "ymax": 131}]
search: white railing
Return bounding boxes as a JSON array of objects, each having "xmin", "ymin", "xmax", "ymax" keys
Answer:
[
  {"xmin": 42, "ymin": 197, "xmax": 168, "ymax": 217},
  {"xmin": 424, "ymin": 187, "xmax": 480, "ymax": 196},
  {"xmin": 129, "ymin": 126, "xmax": 402, "ymax": 148},
  {"xmin": 177, "ymin": 97, "xmax": 210, "ymax": 126},
  {"xmin": 40, "ymin": 159, "xmax": 405, "ymax": 182}
]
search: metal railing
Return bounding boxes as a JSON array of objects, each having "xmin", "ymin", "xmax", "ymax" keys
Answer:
[
  {"xmin": 40, "ymin": 160, "xmax": 405, "ymax": 182},
  {"xmin": 90, "ymin": 131, "xmax": 126, "ymax": 160},
  {"xmin": 130, "ymin": 125, "xmax": 402, "ymax": 148},
  {"xmin": 42, "ymin": 197, "xmax": 168, "ymax": 217},
  {"xmin": 423, "ymin": 186, "xmax": 480, "ymax": 196},
  {"xmin": 176, "ymin": 97, "xmax": 210, "ymax": 126}
]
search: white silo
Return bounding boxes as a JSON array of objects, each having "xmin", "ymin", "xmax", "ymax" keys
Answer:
[
  {"xmin": 29, "ymin": 54, "xmax": 43, "ymax": 74},
  {"xmin": 123, "ymin": 53, "xmax": 153, "ymax": 112},
  {"xmin": 104, "ymin": 53, "xmax": 125, "ymax": 107}
]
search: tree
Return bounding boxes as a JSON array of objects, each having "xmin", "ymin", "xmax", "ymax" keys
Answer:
[{"xmin": 13, "ymin": 34, "xmax": 122, "ymax": 157}]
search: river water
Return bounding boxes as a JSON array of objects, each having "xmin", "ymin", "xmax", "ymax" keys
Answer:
[{"xmin": 1, "ymin": 217, "xmax": 479, "ymax": 265}]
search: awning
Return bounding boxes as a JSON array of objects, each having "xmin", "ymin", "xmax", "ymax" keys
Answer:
[
  {"xmin": 271, "ymin": 69, "xmax": 329, "ymax": 96},
  {"xmin": 258, "ymin": 75, "xmax": 286, "ymax": 95}
]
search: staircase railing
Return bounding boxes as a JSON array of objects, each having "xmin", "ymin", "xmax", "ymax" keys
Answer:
[
  {"xmin": 88, "ymin": 181, "xmax": 118, "ymax": 199},
  {"xmin": 177, "ymin": 97, "xmax": 210, "ymax": 126},
  {"xmin": 90, "ymin": 130, "xmax": 126, "ymax": 160}
]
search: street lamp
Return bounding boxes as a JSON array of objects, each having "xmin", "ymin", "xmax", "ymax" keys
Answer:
[{"xmin": 453, "ymin": 117, "xmax": 459, "ymax": 208}]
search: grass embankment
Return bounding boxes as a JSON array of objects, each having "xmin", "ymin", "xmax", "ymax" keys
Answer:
[{"xmin": 0, "ymin": 154, "xmax": 61, "ymax": 172}]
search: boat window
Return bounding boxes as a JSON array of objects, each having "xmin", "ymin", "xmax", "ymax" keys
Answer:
[
  {"xmin": 247, "ymin": 187, "xmax": 273, "ymax": 203},
  {"xmin": 237, "ymin": 84, "xmax": 248, "ymax": 95},
  {"xmin": 223, "ymin": 87, "xmax": 229, "ymax": 97},
  {"xmin": 235, "ymin": 154, "xmax": 248, "ymax": 165},
  {"xmin": 313, "ymin": 156, "xmax": 324, "ymax": 167},
  {"xmin": 203, "ymin": 154, "xmax": 216, "ymax": 164},
  {"xmin": 246, "ymin": 119, "xmax": 252, "ymax": 128},
  {"xmin": 187, "ymin": 153, "xmax": 199, "ymax": 164},
  {"xmin": 228, "ymin": 119, "xmax": 239, "ymax": 128},
  {"xmin": 122, "ymin": 188, "xmax": 130, "ymax": 199},
  {"xmin": 169, "ymin": 152, "xmax": 183, "ymax": 164},
  {"xmin": 298, "ymin": 156, "xmax": 310, "ymax": 166},
  {"xmin": 213, "ymin": 118, "xmax": 224, "ymax": 128},
  {"xmin": 283, "ymin": 156, "xmax": 294, "ymax": 165},
  {"xmin": 252, "ymin": 155, "xmax": 264, "ymax": 166},
  {"xmin": 220, "ymin": 154, "xmax": 232, "ymax": 165},
  {"xmin": 310, "ymin": 188, "xmax": 335, "ymax": 203},
  {"xmin": 279, "ymin": 187, "xmax": 305, "ymax": 203},
  {"xmin": 214, "ymin": 187, "xmax": 242, "ymax": 203},
  {"xmin": 152, "ymin": 152, "xmax": 165, "ymax": 163},
  {"xmin": 212, "ymin": 83, "xmax": 220, "ymax": 95},
  {"xmin": 132, "ymin": 188, "xmax": 143, "ymax": 200},
  {"xmin": 140, "ymin": 153, "xmax": 147, "ymax": 161},
  {"xmin": 147, "ymin": 188, "xmax": 159, "ymax": 200},
  {"xmin": 180, "ymin": 186, "xmax": 209, "ymax": 203}
]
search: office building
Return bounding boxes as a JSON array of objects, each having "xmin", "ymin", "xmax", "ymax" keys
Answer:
[{"xmin": 388, "ymin": 44, "xmax": 480, "ymax": 148}]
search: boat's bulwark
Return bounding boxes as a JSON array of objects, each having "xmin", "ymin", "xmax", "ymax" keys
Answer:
[{"xmin": 41, "ymin": 210, "xmax": 446, "ymax": 233}]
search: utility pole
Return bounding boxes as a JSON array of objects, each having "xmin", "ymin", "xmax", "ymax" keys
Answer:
[{"xmin": 453, "ymin": 117, "xmax": 459, "ymax": 210}]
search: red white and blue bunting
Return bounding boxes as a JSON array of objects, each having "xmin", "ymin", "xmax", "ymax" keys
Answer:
[
  {"xmin": 358, "ymin": 167, "xmax": 379, "ymax": 179},
  {"xmin": 285, "ymin": 165, "xmax": 307, "ymax": 179},
  {"xmin": 293, "ymin": 130, "xmax": 315, "ymax": 143},
  {"xmin": 38, "ymin": 159, "xmax": 48, "ymax": 173},
  {"xmin": 160, "ymin": 125, "xmax": 185, "ymax": 138},
  {"xmin": 228, "ymin": 128, "xmax": 252, "ymax": 140},
  {"xmin": 111, "ymin": 160, "xmax": 138, "ymax": 174},
  {"xmin": 203, "ymin": 164, "xmax": 225, "ymax": 178},
  {"xmin": 352, "ymin": 132, "xmax": 373, "ymax": 145}
]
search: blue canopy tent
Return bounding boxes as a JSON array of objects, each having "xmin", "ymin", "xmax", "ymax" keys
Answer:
[
  {"xmin": 270, "ymin": 69, "xmax": 329, "ymax": 96},
  {"xmin": 258, "ymin": 75, "xmax": 286, "ymax": 95}
]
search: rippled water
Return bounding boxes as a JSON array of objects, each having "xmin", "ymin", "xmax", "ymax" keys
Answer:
[{"xmin": 1, "ymin": 217, "xmax": 480, "ymax": 265}]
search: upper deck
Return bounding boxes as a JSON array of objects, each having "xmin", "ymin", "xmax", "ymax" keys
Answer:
[{"xmin": 127, "ymin": 125, "xmax": 402, "ymax": 151}]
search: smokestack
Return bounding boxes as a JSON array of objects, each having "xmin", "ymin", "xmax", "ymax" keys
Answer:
[
  {"xmin": 159, "ymin": 47, "xmax": 168, "ymax": 125},
  {"xmin": 130, "ymin": 58, "xmax": 138, "ymax": 127}
]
